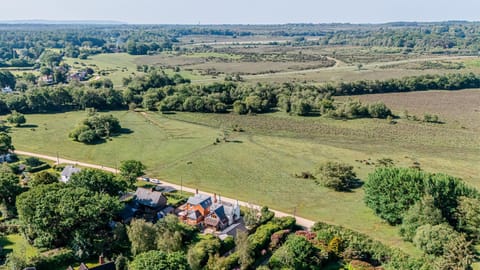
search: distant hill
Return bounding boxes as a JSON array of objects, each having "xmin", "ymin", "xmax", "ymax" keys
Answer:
[{"xmin": 0, "ymin": 20, "xmax": 126, "ymax": 25}]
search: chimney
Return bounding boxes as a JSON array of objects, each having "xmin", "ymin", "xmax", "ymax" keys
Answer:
[
  {"xmin": 213, "ymin": 193, "xmax": 217, "ymax": 203},
  {"xmin": 99, "ymin": 254, "xmax": 105, "ymax": 265}
]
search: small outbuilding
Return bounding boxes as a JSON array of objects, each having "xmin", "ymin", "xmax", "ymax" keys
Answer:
[{"xmin": 60, "ymin": 165, "xmax": 81, "ymax": 183}]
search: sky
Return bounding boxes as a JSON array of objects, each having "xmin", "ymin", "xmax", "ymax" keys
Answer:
[{"xmin": 2, "ymin": 0, "xmax": 480, "ymax": 24}]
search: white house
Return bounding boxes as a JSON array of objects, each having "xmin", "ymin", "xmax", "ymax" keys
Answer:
[
  {"xmin": 2, "ymin": 86, "xmax": 13, "ymax": 94},
  {"xmin": 60, "ymin": 165, "xmax": 81, "ymax": 183}
]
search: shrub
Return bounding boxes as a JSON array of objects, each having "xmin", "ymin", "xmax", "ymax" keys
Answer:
[
  {"xmin": 269, "ymin": 229, "xmax": 290, "ymax": 250},
  {"xmin": 367, "ymin": 102, "xmax": 392, "ymax": 118},
  {"xmin": 328, "ymin": 236, "xmax": 343, "ymax": 257},
  {"xmin": 312, "ymin": 222, "xmax": 429, "ymax": 269},
  {"xmin": 24, "ymin": 157, "xmax": 43, "ymax": 167},
  {"xmin": 316, "ymin": 161, "xmax": 357, "ymax": 191},
  {"xmin": 26, "ymin": 163, "xmax": 51, "ymax": 173},
  {"xmin": 269, "ymin": 235, "xmax": 323, "ymax": 270},
  {"xmin": 233, "ymin": 101, "xmax": 248, "ymax": 115},
  {"xmin": 413, "ymin": 223, "xmax": 457, "ymax": 256},
  {"xmin": 249, "ymin": 217, "xmax": 295, "ymax": 255},
  {"xmin": 423, "ymin": 113, "xmax": 441, "ymax": 123},
  {"xmin": 30, "ymin": 249, "xmax": 74, "ymax": 270},
  {"xmin": 187, "ymin": 236, "xmax": 221, "ymax": 270},
  {"xmin": 399, "ymin": 195, "xmax": 444, "ymax": 241},
  {"xmin": 220, "ymin": 236, "xmax": 235, "ymax": 255}
]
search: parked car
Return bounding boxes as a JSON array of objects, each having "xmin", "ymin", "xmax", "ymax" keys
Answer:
[
  {"xmin": 150, "ymin": 178, "xmax": 160, "ymax": 184},
  {"xmin": 142, "ymin": 176, "xmax": 150, "ymax": 182}
]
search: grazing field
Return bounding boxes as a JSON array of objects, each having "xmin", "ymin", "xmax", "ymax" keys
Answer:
[
  {"xmin": 133, "ymin": 45, "xmax": 480, "ymax": 84},
  {"xmin": 48, "ymin": 49, "xmax": 480, "ymax": 86},
  {"xmin": 341, "ymin": 89, "xmax": 480, "ymax": 130},
  {"xmin": 9, "ymin": 90, "xmax": 480, "ymax": 255},
  {"xmin": 64, "ymin": 53, "xmax": 141, "ymax": 87},
  {"xmin": 136, "ymin": 50, "xmax": 336, "ymax": 76},
  {"xmin": 64, "ymin": 53, "xmax": 206, "ymax": 87}
]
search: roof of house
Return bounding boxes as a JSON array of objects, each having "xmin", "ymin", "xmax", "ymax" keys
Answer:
[
  {"xmin": 187, "ymin": 210, "xmax": 202, "ymax": 220},
  {"xmin": 134, "ymin": 188, "xmax": 166, "ymax": 209},
  {"xmin": 89, "ymin": 262, "xmax": 115, "ymax": 270},
  {"xmin": 211, "ymin": 204, "xmax": 227, "ymax": 221},
  {"xmin": 73, "ymin": 262, "xmax": 115, "ymax": 270},
  {"xmin": 61, "ymin": 165, "xmax": 81, "ymax": 178},
  {"xmin": 205, "ymin": 216, "xmax": 220, "ymax": 227},
  {"xmin": 119, "ymin": 204, "xmax": 138, "ymax": 222},
  {"xmin": 162, "ymin": 206, "xmax": 175, "ymax": 214},
  {"xmin": 187, "ymin": 194, "xmax": 212, "ymax": 209},
  {"xmin": 220, "ymin": 202, "xmax": 236, "ymax": 217}
]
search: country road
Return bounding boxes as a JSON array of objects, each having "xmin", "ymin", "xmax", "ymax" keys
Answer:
[{"xmin": 14, "ymin": 150, "xmax": 315, "ymax": 229}]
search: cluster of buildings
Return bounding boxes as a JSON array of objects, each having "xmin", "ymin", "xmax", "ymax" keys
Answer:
[{"xmin": 59, "ymin": 165, "xmax": 242, "ymax": 234}]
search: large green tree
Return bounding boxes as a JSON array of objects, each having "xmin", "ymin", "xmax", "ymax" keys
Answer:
[
  {"xmin": 364, "ymin": 167, "xmax": 426, "ymax": 224},
  {"xmin": 68, "ymin": 168, "xmax": 127, "ymax": 196},
  {"xmin": 0, "ymin": 171, "xmax": 22, "ymax": 215},
  {"xmin": 16, "ymin": 184, "xmax": 122, "ymax": 257},
  {"xmin": 156, "ymin": 215, "xmax": 197, "ymax": 253},
  {"xmin": 119, "ymin": 160, "xmax": 146, "ymax": 187},
  {"xmin": 0, "ymin": 70, "xmax": 16, "ymax": 89},
  {"xmin": 0, "ymin": 132, "xmax": 14, "ymax": 155},
  {"xmin": 127, "ymin": 219, "xmax": 158, "ymax": 256},
  {"xmin": 129, "ymin": 250, "xmax": 189, "ymax": 270}
]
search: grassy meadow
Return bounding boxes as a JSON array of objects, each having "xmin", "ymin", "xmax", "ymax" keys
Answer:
[{"xmin": 8, "ymin": 89, "xmax": 480, "ymax": 255}]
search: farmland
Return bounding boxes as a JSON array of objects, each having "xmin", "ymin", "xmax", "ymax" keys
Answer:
[
  {"xmin": 3, "ymin": 21, "xmax": 480, "ymax": 269},
  {"xmin": 8, "ymin": 88, "xmax": 480, "ymax": 255},
  {"xmin": 58, "ymin": 44, "xmax": 480, "ymax": 88}
]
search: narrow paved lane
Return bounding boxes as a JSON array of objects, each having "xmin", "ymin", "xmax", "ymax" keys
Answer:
[{"xmin": 14, "ymin": 150, "xmax": 315, "ymax": 228}]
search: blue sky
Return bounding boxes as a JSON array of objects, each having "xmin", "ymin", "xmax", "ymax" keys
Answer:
[{"xmin": 2, "ymin": 0, "xmax": 480, "ymax": 24}]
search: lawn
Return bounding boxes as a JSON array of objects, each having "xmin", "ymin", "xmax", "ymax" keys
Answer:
[{"xmin": 0, "ymin": 234, "xmax": 40, "ymax": 261}]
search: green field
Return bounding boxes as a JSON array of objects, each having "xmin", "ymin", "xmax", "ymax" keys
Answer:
[
  {"xmin": 64, "ymin": 53, "xmax": 141, "ymax": 87},
  {"xmin": 8, "ymin": 89, "xmax": 480, "ymax": 256},
  {"xmin": 64, "ymin": 53, "xmax": 209, "ymax": 87}
]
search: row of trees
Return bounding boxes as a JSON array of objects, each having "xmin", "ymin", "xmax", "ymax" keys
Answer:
[
  {"xmin": 0, "ymin": 84, "xmax": 124, "ymax": 114},
  {"xmin": 124, "ymin": 72, "xmax": 475, "ymax": 117},
  {"xmin": 1, "ymin": 70, "xmax": 477, "ymax": 118}
]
